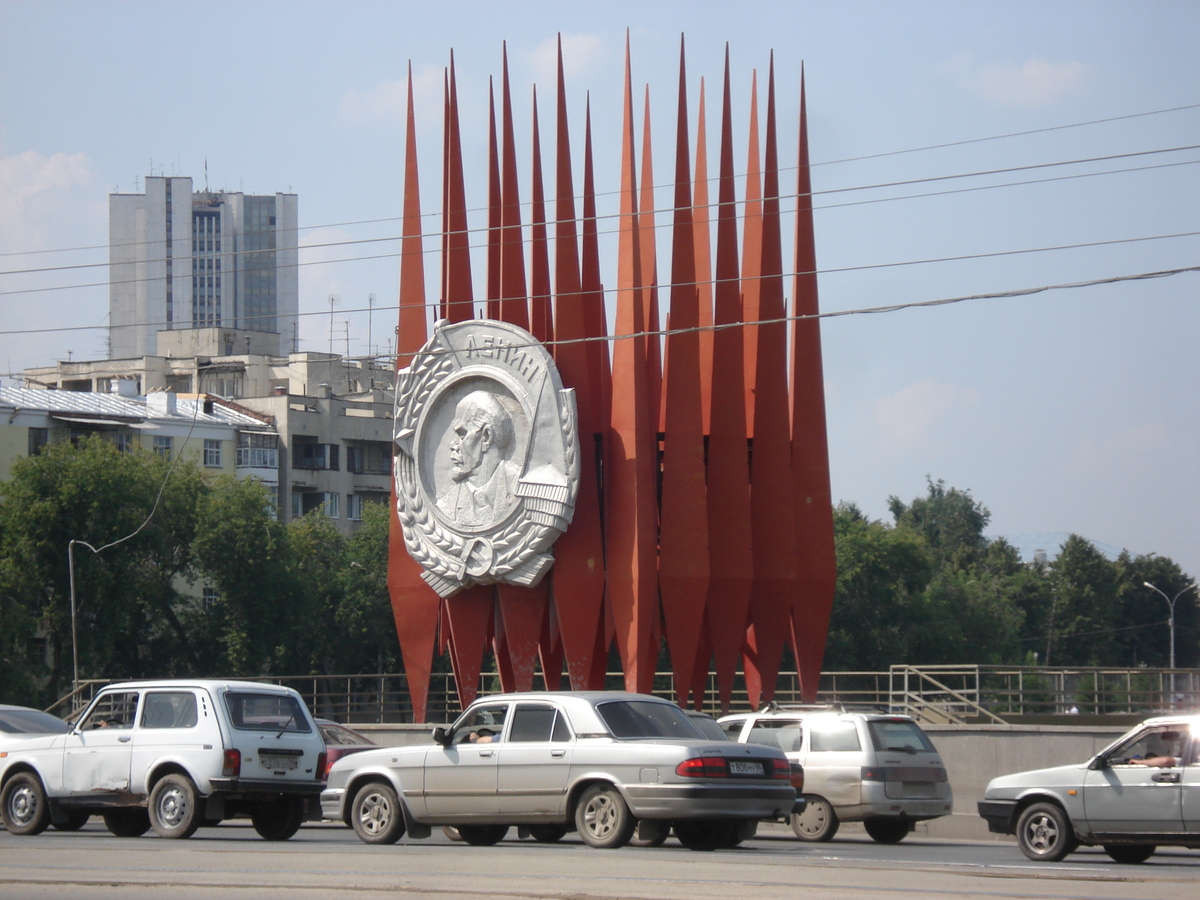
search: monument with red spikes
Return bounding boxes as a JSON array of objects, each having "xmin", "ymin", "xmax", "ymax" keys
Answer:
[{"xmin": 387, "ymin": 35, "xmax": 836, "ymax": 721}]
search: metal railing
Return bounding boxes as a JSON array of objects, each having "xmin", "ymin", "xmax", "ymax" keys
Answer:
[{"xmin": 43, "ymin": 666, "xmax": 1199, "ymax": 725}]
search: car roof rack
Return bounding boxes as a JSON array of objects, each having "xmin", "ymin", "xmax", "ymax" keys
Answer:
[{"xmin": 756, "ymin": 701, "xmax": 892, "ymax": 715}]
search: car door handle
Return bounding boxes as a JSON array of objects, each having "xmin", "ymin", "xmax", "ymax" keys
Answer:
[
  {"xmin": 1151, "ymin": 772, "xmax": 1179, "ymax": 783},
  {"xmin": 551, "ymin": 749, "xmax": 566, "ymax": 758},
  {"xmin": 478, "ymin": 749, "xmax": 494, "ymax": 758},
  {"xmin": 118, "ymin": 736, "xmax": 131, "ymax": 743}
]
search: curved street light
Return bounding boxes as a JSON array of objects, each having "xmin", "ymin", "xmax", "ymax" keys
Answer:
[{"xmin": 1143, "ymin": 580, "xmax": 1198, "ymax": 708}]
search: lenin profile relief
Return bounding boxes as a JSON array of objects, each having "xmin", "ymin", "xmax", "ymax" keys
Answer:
[{"xmin": 393, "ymin": 319, "xmax": 580, "ymax": 597}]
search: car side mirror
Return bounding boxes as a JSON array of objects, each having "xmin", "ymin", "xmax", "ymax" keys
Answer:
[{"xmin": 432, "ymin": 726, "xmax": 452, "ymax": 746}]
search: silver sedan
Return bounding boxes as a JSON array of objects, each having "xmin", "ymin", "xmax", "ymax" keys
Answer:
[
  {"xmin": 321, "ymin": 691, "xmax": 798, "ymax": 851},
  {"xmin": 978, "ymin": 714, "xmax": 1200, "ymax": 863}
]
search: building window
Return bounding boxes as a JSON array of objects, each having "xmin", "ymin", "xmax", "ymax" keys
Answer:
[
  {"xmin": 112, "ymin": 433, "xmax": 133, "ymax": 453},
  {"xmin": 346, "ymin": 494, "xmax": 363, "ymax": 521},
  {"xmin": 153, "ymin": 436, "xmax": 173, "ymax": 458},
  {"xmin": 203, "ymin": 439, "xmax": 222, "ymax": 467},
  {"xmin": 347, "ymin": 441, "xmax": 392, "ymax": 475},
  {"xmin": 292, "ymin": 490, "xmax": 339, "ymax": 519},
  {"xmin": 202, "ymin": 587, "xmax": 219, "ymax": 611},
  {"xmin": 236, "ymin": 432, "xmax": 278, "ymax": 468},
  {"xmin": 28, "ymin": 427, "xmax": 49, "ymax": 456},
  {"xmin": 292, "ymin": 440, "xmax": 339, "ymax": 471}
]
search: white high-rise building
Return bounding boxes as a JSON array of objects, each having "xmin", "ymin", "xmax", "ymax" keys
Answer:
[{"xmin": 109, "ymin": 176, "xmax": 299, "ymax": 359}]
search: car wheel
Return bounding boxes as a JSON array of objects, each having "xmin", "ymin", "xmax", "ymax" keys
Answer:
[
  {"xmin": 250, "ymin": 796, "xmax": 305, "ymax": 841},
  {"xmin": 629, "ymin": 820, "xmax": 670, "ymax": 847},
  {"xmin": 456, "ymin": 824, "xmax": 510, "ymax": 846},
  {"xmin": 527, "ymin": 824, "xmax": 567, "ymax": 843},
  {"xmin": 53, "ymin": 810, "xmax": 91, "ymax": 831},
  {"xmin": 1103, "ymin": 844, "xmax": 1155, "ymax": 864},
  {"xmin": 149, "ymin": 774, "xmax": 202, "ymax": 839},
  {"xmin": 725, "ymin": 819, "xmax": 758, "ymax": 847},
  {"xmin": 1016, "ymin": 802, "xmax": 1076, "ymax": 862},
  {"xmin": 863, "ymin": 817, "xmax": 911, "ymax": 844},
  {"xmin": 791, "ymin": 795, "xmax": 838, "ymax": 842},
  {"xmin": 575, "ymin": 784, "xmax": 635, "ymax": 849},
  {"xmin": 1, "ymin": 772, "xmax": 51, "ymax": 835},
  {"xmin": 103, "ymin": 808, "xmax": 151, "ymax": 837},
  {"xmin": 674, "ymin": 820, "xmax": 735, "ymax": 851},
  {"xmin": 350, "ymin": 781, "xmax": 406, "ymax": 845}
]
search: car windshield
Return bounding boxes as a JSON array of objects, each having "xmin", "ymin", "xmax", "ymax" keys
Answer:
[
  {"xmin": 224, "ymin": 692, "xmax": 312, "ymax": 733},
  {"xmin": 597, "ymin": 700, "xmax": 702, "ymax": 739},
  {"xmin": 319, "ymin": 722, "xmax": 374, "ymax": 746},
  {"xmin": 866, "ymin": 719, "xmax": 935, "ymax": 753},
  {"xmin": 0, "ymin": 708, "xmax": 69, "ymax": 734}
]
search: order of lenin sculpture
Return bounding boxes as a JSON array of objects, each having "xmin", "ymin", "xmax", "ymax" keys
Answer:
[{"xmin": 393, "ymin": 319, "xmax": 580, "ymax": 597}]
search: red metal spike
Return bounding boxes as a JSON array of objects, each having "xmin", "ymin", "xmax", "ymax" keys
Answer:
[
  {"xmin": 485, "ymin": 79, "xmax": 502, "ymax": 319},
  {"xmin": 548, "ymin": 35, "xmax": 606, "ymax": 691},
  {"xmin": 789, "ymin": 65, "xmax": 837, "ymax": 702},
  {"xmin": 704, "ymin": 46, "xmax": 754, "ymax": 711},
  {"xmin": 659, "ymin": 35, "xmax": 710, "ymax": 706},
  {"xmin": 692, "ymin": 75, "xmax": 715, "ymax": 437},
  {"xmin": 639, "ymin": 86, "xmax": 663, "ymax": 438},
  {"xmin": 388, "ymin": 63, "xmax": 439, "ymax": 723},
  {"xmin": 746, "ymin": 53, "xmax": 798, "ymax": 708},
  {"xmin": 444, "ymin": 53, "xmax": 473, "ymax": 323},
  {"xmin": 607, "ymin": 32, "xmax": 659, "ymax": 693},
  {"xmin": 741, "ymin": 71, "xmax": 762, "ymax": 435}
]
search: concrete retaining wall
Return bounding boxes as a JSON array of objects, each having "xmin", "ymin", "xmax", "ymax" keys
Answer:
[{"xmin": 348, "ymin": 721, "xmax": 1135, "ymax": 841}]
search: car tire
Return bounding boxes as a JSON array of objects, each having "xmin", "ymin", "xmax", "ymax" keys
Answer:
[
  {"xmin": 527, "ymin": 824, "xmax": 567, "ymax": 843},
  {"xmin": 1016, "ymin": 802, "xmax": 1076, "ymax": 862},
  {"xmin": 1103, "ymin": 844, "xmax": 1155, "ymax": 864},
  {"xmin": 575, "ymin": 783, "xmax": 636, "ymax": 849},
  {"xmin": 103, "ymin": 808, "xmax": 151, "ymax": 837},
  {"xmin": 1, "ymin": 771, "xmax": 52, "ymax": 835},
  {"xmin": 629, "ymin": 820, "xmax": 670, "ymax": 847},
  {"xmin": 863, "ymin": 817, "xmax": 911, "ymax": 844},
  {"xmin": 250, "ymin": 796, "xmax": 305, "ymax": 841},
  {"xmin": 350, "ymin": 781, "xmax": 407, "ymax": 845},
  {"xmin": 456, "ymin": 824, "xmax": 510, "ymax": 846},
  {"xmin": 674, "ymin": 820, "xmax": 735, "ymax": 851},
  {"xmin": 791, "ymin": 794, "xmax": 838, "ymax": 842},
  {"xmin": 149, "ymin": 774, "xmax": 202, "ymax": 839},
  {"xmin": 53, "ymin": 810, "xmax": 91, "ymax": 831}
]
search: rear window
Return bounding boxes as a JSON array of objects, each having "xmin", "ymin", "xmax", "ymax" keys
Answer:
[
  {"xmin": 747, "ymin": 720, "xmax": 804, "ymax": 753},
  {"xmin": 224, "ymin": 692, "xmax": 312, "ymax": 733},
  {"xmin": 597, "ymin": 700, "xmax": 701, "ymax": 739},
  {"xmin": 866, "ymin": 719, "xmax": 935, "ymax": 753}
]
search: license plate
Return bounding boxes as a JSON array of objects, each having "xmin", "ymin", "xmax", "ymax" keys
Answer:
[
  {"xmin": 903, "ymin": 782, "xmax": 934, "ymax": 798},
  {"xmin": 729, "ymin": 760, "xmax": 762, "ymax": 776},
  {"xmin": 261, "ymin": 755, "xmax": 298, "ymax": 771}
]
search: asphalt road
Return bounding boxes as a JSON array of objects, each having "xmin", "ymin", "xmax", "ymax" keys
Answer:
[{"xmin": 2, "ymin": 821, "xmax": 1199, "ymax": 900}]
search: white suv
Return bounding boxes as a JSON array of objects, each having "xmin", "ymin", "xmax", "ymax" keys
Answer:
[
  {"xmin": 719, "ymin": 704, "xmax": 952, "ymax": 843},
  {"xmin": 0, "ymin": 679, "xmax": 326, "ymax": 840}
]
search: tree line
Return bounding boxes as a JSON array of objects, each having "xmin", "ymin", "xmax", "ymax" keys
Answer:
[{"xmin": 0, "ymin": 440, "xmax": 1194, "ymax": 707}]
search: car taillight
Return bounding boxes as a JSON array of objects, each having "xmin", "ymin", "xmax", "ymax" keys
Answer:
[
  {"xmin": 788, "ymin": 762, "xmax": 804, "ymax": 791},
  {"xmin": 769, "ymin": 758, "xmax": 792, "ymax": 781},
  {"xmin": 223, "ymin": 749, "xmax": 241, "ymax": 777},
  {"xmin": 675, "ymin": 757, "xmax": 728, "ymax": 778},
  {"xmin": 861, "ymin": 767, "xmax": 886, "ymax": 781},
  {"xmin": 317, "ymin": 751, "xmax": 329, "ymax": 780}
]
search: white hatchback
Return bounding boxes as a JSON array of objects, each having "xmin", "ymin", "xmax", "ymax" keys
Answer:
[{"xmin": 719, "ymin": 704, "xmax": 952, "ymax": 843}]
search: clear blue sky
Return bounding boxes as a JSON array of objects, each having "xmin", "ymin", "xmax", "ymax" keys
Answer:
[{"xmin": 2, "ymin": 1, "xmax": 1197, "ymax": 581}]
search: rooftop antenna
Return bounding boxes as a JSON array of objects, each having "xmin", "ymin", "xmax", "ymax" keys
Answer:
[
  {"xmin": 204, "ymin": 158, "xmax": 209, "ymax": 192},
  {"xmin": 328, "ymin": 294, "xmax": 340, "ymax": 355},
  {"xmin": 368, "ymin": 293, "xmax": 376, "ymax": 357}
]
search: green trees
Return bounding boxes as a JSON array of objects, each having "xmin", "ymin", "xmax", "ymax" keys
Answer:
[
  {"xmin": 825, "ymin": 478, "xmax": 1196, "ymax": 672},
  {"xmin": 0, "ymin": 438, "xmax": 396, "ymax": 705}
]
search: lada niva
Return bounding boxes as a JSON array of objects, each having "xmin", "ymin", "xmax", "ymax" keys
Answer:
[{"xmin": 0, "ymin": 679, "xmax": 326, "ymax": 840}]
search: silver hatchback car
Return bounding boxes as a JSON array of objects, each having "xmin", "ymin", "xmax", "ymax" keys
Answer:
[
  {"xmin": 979, "ymin": 715, "xmax": 1200, "ymax": 863},
  {"xmin": 322, "ymin": 691, "xmax": 798, "ymax": 851},
  {"xmin": 719, "ymin": 704, "xmax": 952, "ymax": 843}
]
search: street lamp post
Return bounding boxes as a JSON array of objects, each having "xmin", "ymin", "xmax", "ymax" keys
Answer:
[{"xmin": 1143, "ymin": 580, "xmax": 1198, "ymax": 708}]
